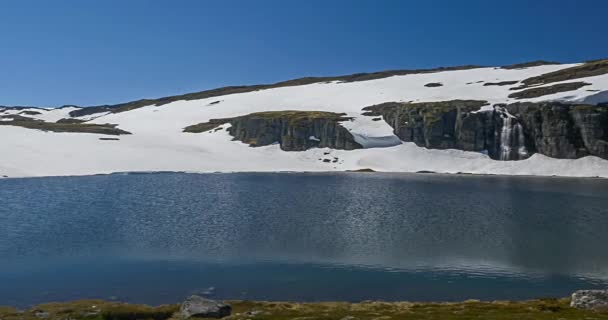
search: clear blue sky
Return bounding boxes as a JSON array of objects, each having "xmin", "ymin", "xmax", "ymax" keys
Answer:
[{"xmin": 1, "ymin": 0, "xmax": 607, "ymax": 107}]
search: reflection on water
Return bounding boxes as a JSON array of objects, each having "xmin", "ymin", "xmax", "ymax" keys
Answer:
[{"xmin": 1, "ymin": 173, "xmax": 608, "ymax": 306}]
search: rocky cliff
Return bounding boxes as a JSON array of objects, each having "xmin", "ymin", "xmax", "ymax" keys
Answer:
[
  {"xmin": 184, "ymin": 111, "xmax": 362, "ymax": 151},
  {"xmin": 363, "ymin": 100, "xmax": 608, "ymax": 161},
  {"xmin": 506, "ymin": 102, "xmax": 608, "ymax": 159},
  {"xmin": 362, "ymin": 100, "xmax": 504, "ymax": 157}
]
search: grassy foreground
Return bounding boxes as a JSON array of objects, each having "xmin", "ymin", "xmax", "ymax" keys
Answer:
[{"xmin": 1, "ymin": 298, "xmax": 608, "ymax": 320}]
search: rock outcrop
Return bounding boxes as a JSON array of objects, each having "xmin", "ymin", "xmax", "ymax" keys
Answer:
[
  {"xmin": 520, "ymin": 59, "xmax": 608, "ymax": 87},
  {"xmin": 362, "ymin": 100, "xmax": 501, "ymax": 156},
  {"xmin": 180, "ymin": 296, "xmax": 231, "ymax": 319},
  {"xmin": 508, "ymin": 82, "xmax": 591, "ymax": 99},
  {"xmin": 184, "ymin": 111, "xmax": 362, "ymax": 151},
  {"xmin": 506, "ymin": 102, "xmax": 608, "ymax": 159},
  {"xmin": 363, "ymin": 100, "xmax": 608, "ymax": 161},
  {"xmin": 571, "ymin": 290, "xmax": 608, "ymax": 310}
]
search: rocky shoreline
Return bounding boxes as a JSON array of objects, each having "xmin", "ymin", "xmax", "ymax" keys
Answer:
[{"xmin": 2, "ymin": 291, "xmax": 607, "ymax": 320}]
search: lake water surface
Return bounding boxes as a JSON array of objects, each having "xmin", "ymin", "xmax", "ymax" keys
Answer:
[{"xmin": 1, "ymin": 173, "xmax": 608, "ymax": 307}]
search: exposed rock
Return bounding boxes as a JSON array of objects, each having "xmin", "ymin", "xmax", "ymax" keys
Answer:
[
  {"xmin": 424, "ymin": 82, "xmax": 443, "ymax": 87},
  {"xmin": 180, "ymin": 295, "xmax": 231, "ymax": 319},
  {"xmin": 508, "ymin": 82, "xmax": 591, "ymax": 99},
  {"xmin": 507, "ymin": 102, "xmax": 608, "ymax": 159},
  {"xmin": 68, "ymin": 65, "xmax": 483, "ymax": 117},
  {"xmin": 56, "ymin": 118, "xmax": 86, "ymax": 124},
  {"xmin": 185, "ymin": 111, "xmax": 362, "ymax": 151},
  {"xmin": 500, "ymin": 60, "xmax": 561, "ymax": 70},
  {"xmin": 570, "ymin": 290, "xmax": 608, "ymax": 310},
  {"xmin": 0, "ymin": 118, "xmax": 131, "ymax": 135},
  {"xmin": 19, "ymin": 110, "xmax": 42, "ymax": 115},
  {"xmin": 520, "ymin": 59, "xmax": 608, "ymax": 87},
  {"xmin": 483, "ymin": 81, "xmax": 519, "ymax": 86},
  {"xmin": 362, "ymin": 100, "xmax": 496, "ymax": 154},
  {"xmin": 183, "ymin": 119, "xmax": 231, "ymax": 133},
  {"xmin": 348, "ymin": 168, "xmax": 376, "ymax": 172},
  {"xmin": 362, "ymin": 100, "xmax": 608, "ymax": 161}
]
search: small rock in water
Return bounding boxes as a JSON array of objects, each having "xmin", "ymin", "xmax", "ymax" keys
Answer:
[
  {"xmin": 571, "ymin": 289, "xmax": 608, "ymax": 310},
  {"xmin": 180, "ymin": 295, "xmax": 231, "ymax": 319}
]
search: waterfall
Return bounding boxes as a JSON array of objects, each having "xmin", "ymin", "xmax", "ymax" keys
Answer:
[
  {"xmin": 497, "ymin": 107, "xmax": 528, "ymax": 161},
  {"xmin": 499, "ymin": 116, "xmax": 513, "ymax": 160}
]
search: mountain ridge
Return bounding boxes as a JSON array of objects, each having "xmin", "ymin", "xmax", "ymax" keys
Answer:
[{"xmin": 2, "ymin": 58, "xmax": 608, "ymax": 178}]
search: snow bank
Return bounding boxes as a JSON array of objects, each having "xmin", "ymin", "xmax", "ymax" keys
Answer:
[{"xmin": 1, "ymin": 63, "xmax": 608, "ymax": 178}]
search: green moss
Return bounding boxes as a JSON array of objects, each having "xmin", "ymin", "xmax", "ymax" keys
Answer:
[
  {"xmin": 183, "ymin": 111, "xmax": 351, "ymax": 133},
  {"xmin": 99, "ymin": 304, "xmax": 177, "ymax": 320},
  {"xmin": 572, "ymin": 104, "xmax": 608, "ymax": 111},
  {"xmin": 2, "ymin": 299, "xmax": 608, "ymax": 320},
  {"xmin": 0, "ymin": 119, "xmax": 131, "ymax": 135},
  {"xmin": 0, "ymin": 300, "xmax": 179, "ymax": 320},
  {"xmin": 0, "ymin": 306, "xmax": 19, "ymax": 315},
  {"xmin": 245, "ymin": 111, "xmax": 350, "ymax": 125},
  {"xmin": 227, "ymin": 299, "xmax": 608, "ymax": 320}
]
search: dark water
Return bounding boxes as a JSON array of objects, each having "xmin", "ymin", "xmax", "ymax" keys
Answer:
[{"xmin": 1, "ymin": 173, "xmax": 608, "ymax": 307}]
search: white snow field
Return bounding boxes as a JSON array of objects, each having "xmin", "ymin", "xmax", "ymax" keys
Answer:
[{"xmin": 1, "ymin": 62, "xmax": 608, "ymax": 178}]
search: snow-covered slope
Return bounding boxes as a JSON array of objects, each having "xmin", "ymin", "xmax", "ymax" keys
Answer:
[{"xmin": 2, "ymin": 61, "xmax": 608, "ymax": 178}]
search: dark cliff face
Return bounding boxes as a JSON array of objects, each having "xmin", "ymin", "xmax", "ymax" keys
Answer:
[
  {"xmin": 363, "ymin": 100, "xmax": 608, "ymax": 161},
  {"xmin": 506, "ymin": 102, "xmax": 608, "ymax": 159},
  {"xmin": 362, "ymin": 100, "xmax": 502, "ymax": 156},
  {"xmin": 183, "ymin": 102, "xmax": 608, "ymax": 161},
  {"xmin": 184, "ymin": 111, "xmax": 362, "ymax": 151}
]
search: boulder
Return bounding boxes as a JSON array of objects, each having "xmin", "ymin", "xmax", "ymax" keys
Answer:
[
  {"xmin": 180, "ymin": 295, "xmax": 231, "ymax": 319},
  {"xmin": 570, "ymin": 290, "xmax": 608, "ymax": 310}
]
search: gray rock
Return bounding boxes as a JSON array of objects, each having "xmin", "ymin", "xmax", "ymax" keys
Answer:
[
  {"xmin": 226, "ymin": 111, "xmax": 362, "ymax": 151},
  {"xmin": 184, "ymin": 111, "xmax": 362, "ymax": 151},
  {"xmin": 180, "ymin": 295, "xmax": 231, "ymax": 319},
  {"xmin": 507, "ymin": 102, "xmax": 608, "ymax": 159},
  {"xmin": 363, "ymin": 100, "xmax": 608, "ymax": 161},
  {"xmin": 571, "ymin": 289, "xmax": 608, "ymax": 310},
  {"xmin": 362, "ymin": 100, "xmax": 496, "ymax": 155}
]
